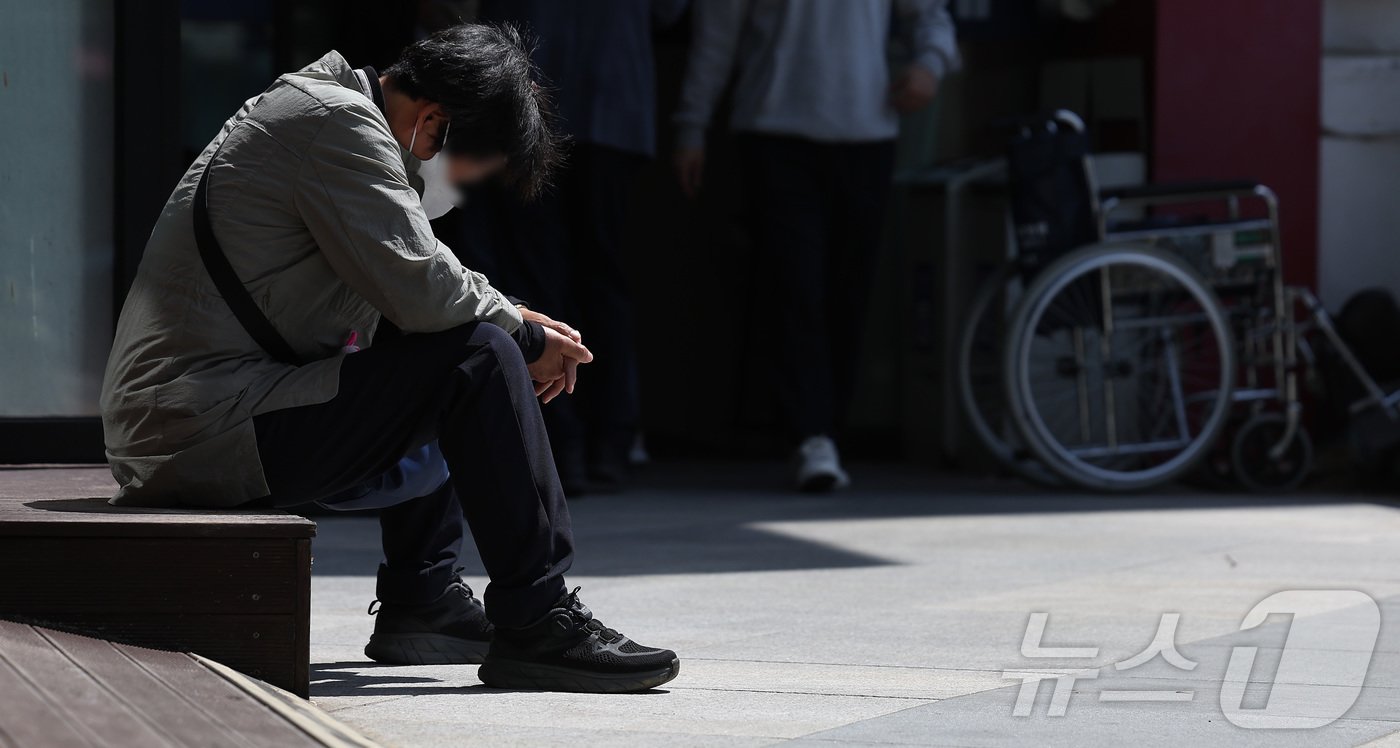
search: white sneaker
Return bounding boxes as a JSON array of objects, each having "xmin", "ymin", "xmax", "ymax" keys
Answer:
[
  {"xmin": 628, "ymin": 432, "xmax": 651, "ymax": 466},
  {"xmin": 794, "ymin": 435, "xmax": 851, "ymax": 493}
]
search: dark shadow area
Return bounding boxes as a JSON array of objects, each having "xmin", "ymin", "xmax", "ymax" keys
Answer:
[
  {"xmin": 0, "ymin": 420, "xmax": 106, "ymax": 465},
  {"xmin": 311, "ymin": 517, "xmax": 894, "ymax": 577},
  {"xmin": 23, "ymin": 498, "xmax": 276, "ymax": 516},
  {"xmin": 311, "ymin": 661, "xmax": 458, "ymax": 696},
  {"xmin": 310, "ymin": 661, "xmax": 671, "ymax": 698},
  {"xmin": 26, "ymin": 498, "xmax": 133, "ymax": 513},
  {"xmin": 0, "ymin": 466, "xmax": 117, "ymax": 501},
  {"xmin": 309, "ymin": 460, "xmax": 1392, "ymax": 579},
  {"xmin": 626, "ymin": 459, "xmax": 1382, "ymax": 515}
]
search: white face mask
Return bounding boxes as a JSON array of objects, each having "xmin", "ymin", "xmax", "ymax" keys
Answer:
[
  {"xmin": 409, "ymin": 118, "xmax": 464, "ymax": 220},
  {"xmin": 418, "ymin": 151, "xmax": 465, "ymax": 220}
]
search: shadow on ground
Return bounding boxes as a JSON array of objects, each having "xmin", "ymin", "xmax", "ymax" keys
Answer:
[
  {"xmin": 310, "ymin": 661, "xmax": 673, "ymax": 698},
  {"xmin": 308, "ymin": 460, "xmax": 1383, "ymax": 578}
]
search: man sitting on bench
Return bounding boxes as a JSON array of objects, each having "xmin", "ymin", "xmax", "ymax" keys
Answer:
[{"xmin": 99, "ymin": 24, "xmax": 679, "ymax": 694}]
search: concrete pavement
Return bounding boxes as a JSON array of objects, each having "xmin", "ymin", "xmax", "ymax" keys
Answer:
[{"xmin": 306, "ymin": 463, "xmax": 1400, "ymax": 746}]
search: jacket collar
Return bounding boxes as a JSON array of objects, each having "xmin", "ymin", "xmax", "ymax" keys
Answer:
[
  {"xmin": 299, "ymin": 50, "xmax": 359, "ymax": 90},
  {"xmin": 358, "ymin": 66, "xmax": 387, "ymax": 117}
]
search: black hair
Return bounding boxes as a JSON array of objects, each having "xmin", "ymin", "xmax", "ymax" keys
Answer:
[{"xmin": 384, "ymin": 23, "xmax": 561, "ymax": 199}]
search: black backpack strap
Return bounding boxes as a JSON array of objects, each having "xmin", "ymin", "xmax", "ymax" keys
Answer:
[{"xmin": 193, "ymin": 154, "xmax": 305, "ymax": 366}]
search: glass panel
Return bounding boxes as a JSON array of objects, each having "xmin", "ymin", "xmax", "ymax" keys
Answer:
[
  {"xmin": 0, "ymin": 2, "xmax": 115, "ymax": 416},
  {"xmin": 179, "ymin": 0, "xmax": 275, "ymax": 165}
]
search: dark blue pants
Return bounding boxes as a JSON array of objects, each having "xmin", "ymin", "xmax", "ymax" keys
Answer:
[
  {"xmin": 446, "ymin": 143, "xmax": 644, "ymax": 480},
  {"xmin": 739, "ymin": 134, "xmax": 896, "ymax": 441},
  {"xmin": 252, "ymin": 322, "xmax": 574, "ymax": 628}
]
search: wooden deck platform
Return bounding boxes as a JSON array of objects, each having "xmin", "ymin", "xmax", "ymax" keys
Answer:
[
  {"xmin": 0, "ymin": 467, "xmax": 316, "ymax": 697},
  {"xmin": 0, "ymin": 620, "xmax": 376, "ymax": 747}
]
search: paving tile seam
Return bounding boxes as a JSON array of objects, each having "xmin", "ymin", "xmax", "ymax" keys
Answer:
[
  {"xmin": 665, "ymin": 685, "xmax": 943, "ymax": 701},
  {"xmin": 321, "ymin": 681, "xmax": 946, "ymax": 704},
  {"xmin": 675, "ymin": 668, "xmax": 1400, "ymax": 691},
  {"xmin": 788, "ymin": 739, "xmax": 987, "ymax": 748},
  {"xmin": 1319, "ymin": 716, "xmax": 1400, "ymax": 727},
  {"xmin": 785, "ymin": 698, "xmax": 950, "ymax": 743},
  {"xmin": 1054, "ymin": 672, "xmax": 1400, "ymax": 689},
  {"xmin": 682, "ymin": 655, "xmax": 1082, "ymax": 675},
  {"xmin": 913, "ymin": 540, "xmax": 1262, "ymax": 614},
  {"xmin": 781, "ymin": 690, "xmax": 1400, "ymax": 747},
  {"xmin": 329, "ymin": 711, "xmax": 799, "ymax": 743},
  {"xmin": 1051, "ymin": 539, "xmax": 1255, "ymax": 579},
  {"xmin": 315, "ymin": 694, "xmax": 415, "ymax": 713}
]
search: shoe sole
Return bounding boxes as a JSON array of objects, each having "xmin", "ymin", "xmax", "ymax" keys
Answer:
[
  {"xmin": 477, "ymin": 657, "xmax": 680, "ymax": 693},
  {"xmin": 364, "ymin": 633, "xmax": 491, "ymax": 665}
]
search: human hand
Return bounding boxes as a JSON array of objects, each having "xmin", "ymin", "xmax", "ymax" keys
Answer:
[
  {"xmin": 527, "ymin": 326, "xmax": 593, "ymax": 404},
  {"xmin": 674, "ymin": 147, "xmax": 706, "ymax": 198},
  {"xmin": 890, "ymin": 64, "xmax": 939, "ymax": 114},
  {"xmin": 519, "ymin": 307, "xmax": 581, "ymax": 343}
]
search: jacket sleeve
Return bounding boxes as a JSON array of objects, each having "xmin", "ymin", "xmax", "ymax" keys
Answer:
[
  {"xmin": 672, "ymin": 0, "xmax": 749, "ymax": 150},
  {"xmin": 293, "ymin": 104, "xmax": 523, "ymax": 334},
  {"xmin": 894, "ymin": 0, "xmax": 961, "ymax": 79}
]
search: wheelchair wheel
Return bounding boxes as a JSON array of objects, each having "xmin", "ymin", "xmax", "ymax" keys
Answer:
[
  {"xmin": 1230, "ymin": 414, "xmax": 1313, "ymax": 493},
  {"xmin": 1004, "ymin": 245, "xmax": 1235, "ymax": 492},
  {"xmin": 956, "ymin": 264, "xmax": 1061, "ymax": 487}
]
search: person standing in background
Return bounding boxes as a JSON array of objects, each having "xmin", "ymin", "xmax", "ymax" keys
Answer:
[
  {"xmin": 454, "ymin": 0, "xmax": 688, "ymax": 494},
  {"xmin": 674, "ymin": 0, "xmax": 958, "ymax": 492}
]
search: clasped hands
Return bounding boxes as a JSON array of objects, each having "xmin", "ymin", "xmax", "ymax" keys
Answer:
[{"xmin": 520, "ymin": 307, "xmax": 592, "ymax": 404}]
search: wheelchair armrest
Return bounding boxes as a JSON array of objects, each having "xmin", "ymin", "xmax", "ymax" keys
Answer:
[{"xmin": 1100, "ymin": 180, "xmax": 1263, "ymax": 202}]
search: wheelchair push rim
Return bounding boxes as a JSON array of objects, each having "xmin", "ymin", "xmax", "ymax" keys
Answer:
[
  {"xmin": 956, "ymin": 263, "xmax": 1062, "ymax": 487},
  {"xmin": 1004, "ymin": 245, "xmax": 1235, "ymax": 492}
]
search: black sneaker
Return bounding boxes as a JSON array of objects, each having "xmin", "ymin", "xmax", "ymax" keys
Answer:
[
  {"xmin": 363, "ymin": 578, "xmax": 493, "ymax": 665},
  {"xmin": 478, "ymin": 587, "xmax": 679, "ymax": 693}
]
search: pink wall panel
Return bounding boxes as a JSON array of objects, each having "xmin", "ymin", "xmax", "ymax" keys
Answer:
[{"xmin": 1153, "ymin": 0, "xmax": 1322, "ymax": 285}]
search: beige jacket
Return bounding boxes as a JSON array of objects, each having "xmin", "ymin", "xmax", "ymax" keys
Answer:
[{"xmin": 100, "ymin": 51, "xmax": 522, "ymax": 507}]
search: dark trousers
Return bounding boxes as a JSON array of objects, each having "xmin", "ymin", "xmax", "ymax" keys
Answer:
[
  {"xmin": 563, "ymin": 144, "xmax": 646, "ymax": 470},
  {"xmin": 447, "ymin": 143, "xmax": 645, "ymax": 476},
  {"xmin": 739, "ymin": 133, "xmax": 896, "ymax": 441},
  {"xmin": 252, "ymin": 322, "xmax": 573, "ymax": 628}
]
